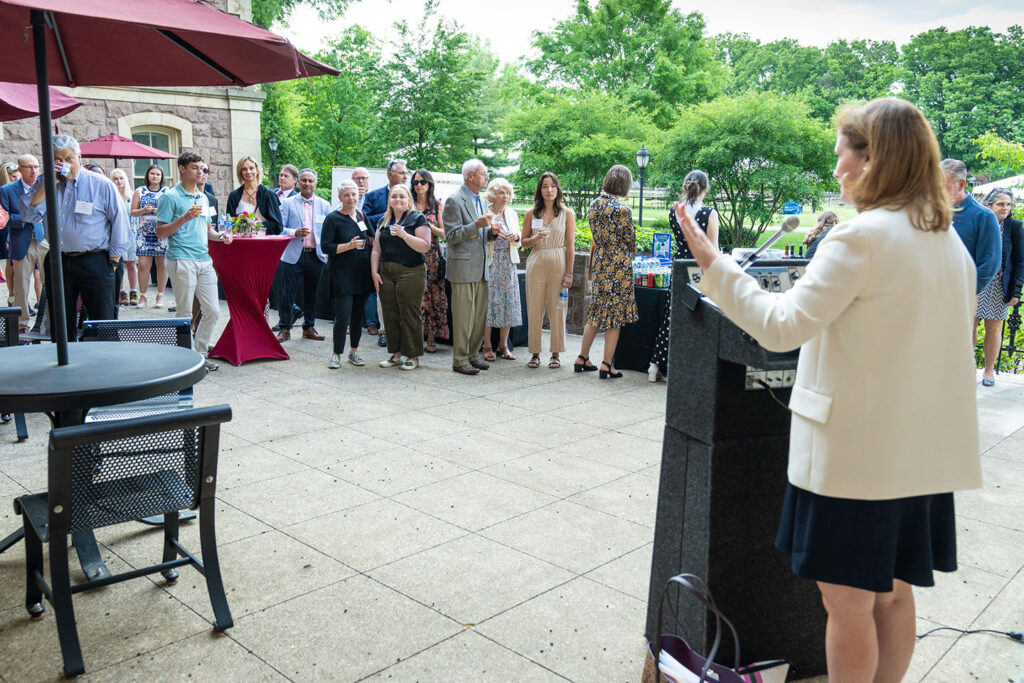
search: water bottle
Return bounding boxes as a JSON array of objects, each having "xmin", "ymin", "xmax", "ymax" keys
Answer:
[{"xmin": 558, "ymin": 287, "xmax": 569, "ymax": 311}]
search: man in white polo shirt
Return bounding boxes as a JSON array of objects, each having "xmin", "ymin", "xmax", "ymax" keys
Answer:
[{"xmin": 156, "ymin": 151, "xmax": 233, "ymax": 370}]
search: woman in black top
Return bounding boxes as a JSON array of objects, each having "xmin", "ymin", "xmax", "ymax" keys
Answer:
[
  {"xmin": 648, "ymin": 170, "xmax": 719, "ymax": 381},
  {"xmin": 321, "ymin": 181, "xmax": 374, "ymax": 369},
  {"xmin": 225, "ymin": 156, "xmax": 282, "ymax": 235},
  {"xmin": 370, "ymin": 185, "xmax": 431, "ymax": 369}
]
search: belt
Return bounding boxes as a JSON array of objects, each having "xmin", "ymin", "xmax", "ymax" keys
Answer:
[
  {"xmin": 302, "ymin": 247, "xmax": 316, "ymax": 253},
  {"xmin": 64, "ymin": 248, "xmax": 103, "ymax": 258}
]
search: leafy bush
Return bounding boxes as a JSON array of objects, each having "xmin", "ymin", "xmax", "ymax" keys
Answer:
[
  {"xmin": 975, "ymin": 312, "xmax": 1024, "ymax": 374},
  {"xmin": 572, "ymin": 220, "xmax": 655, "ymax": 254}
]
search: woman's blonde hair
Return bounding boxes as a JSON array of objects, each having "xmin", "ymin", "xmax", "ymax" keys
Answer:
[
  {"xmin": 486, "ymin": 177, "xmax": 514, "ymax": 204},
  {"xmin": 235, "ymin": 156, "xmax": 261, "ymax": 185},
  {"xmin": 0, "ymin": 162, "xmax": 16, "ymax": 186},
  {"xmin": 836, "ymin": 98, "xmax": 950, "ymax": 232},
  {"xmin": 380, "ymin": 184, "xmax": 412, "ymax": 228},
  {"xmin": 804, "ymin": 210, "xmax": 839, "ymax": 246},
  {"xmin": 110, "ymin": 168, "xmax": 133, "ymax": 203}
]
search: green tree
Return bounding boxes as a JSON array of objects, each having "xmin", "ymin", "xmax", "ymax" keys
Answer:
[
  {"xmin": 901, "ymin": 26, "xmax": 1023, "ymax": 162},
  {"xmin": 250, "ymin": 0, "xmax": 350, "ymax": 28},
  {"xmin": 505, "ymin": 90, "xmax": 659, "ymax": 215},
  {"xmin": 376, "ymin": 4, "xmax": 494, "ymax": 171},
  {"xmin": 528, "ymin": 0, "xmax": 724, "ymax": 128},
  {"xmin": 659, "ymin": 92, "xmax": 834, "ymax": 249}
]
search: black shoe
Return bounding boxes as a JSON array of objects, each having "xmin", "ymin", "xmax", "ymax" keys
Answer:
[
  {"xmin": 599, "ymin": 361, "xmax": 622, "ymax": 379},
  {"xmin": 378, "ymin": 333, "xmax": 387, "ymax": 347},
  {"xmin": 574, "ymin": 355, "xmax": 598, "ymax": 372}
]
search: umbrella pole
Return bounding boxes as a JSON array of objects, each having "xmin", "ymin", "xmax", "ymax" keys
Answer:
[{"xmin": 32, "ymin": 10, "xmax": 69, "ymax": 365}]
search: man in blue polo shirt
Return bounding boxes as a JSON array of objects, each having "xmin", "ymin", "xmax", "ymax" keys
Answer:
[
  {"xmin": 942, "ymin": 158, "xmax": 1000, "ymax": 293},
  {"xmin": 156, "ymin": 151, "xmax": 232, "ymax": 370}
]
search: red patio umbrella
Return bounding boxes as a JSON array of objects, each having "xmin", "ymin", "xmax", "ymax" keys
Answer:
[
  {"xmin": 0, "ymin": 0, "xmax": 340, "ymax": 365},
  {"xmin": 0, "ymin": 81, "xmax": 81, "ymax": 122},
  {"xmin": 79, "ymin": 134, "xmax": 177, "ymax": 168}
]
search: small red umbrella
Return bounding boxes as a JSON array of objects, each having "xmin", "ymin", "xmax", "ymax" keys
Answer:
[
  {"xmin": 79, "ymin": 134, "xmax": 177, "ymax": 168},
  {"xmin": 0, "ymin": 81, "xmax": 81, "ymax": 122}
]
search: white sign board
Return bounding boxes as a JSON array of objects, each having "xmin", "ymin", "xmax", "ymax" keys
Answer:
[{"xmin": 330, "ymin": 166, "xmax": 468, "ymax": 209}]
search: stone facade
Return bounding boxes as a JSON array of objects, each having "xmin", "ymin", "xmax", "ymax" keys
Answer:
[
  {"xmin": 516, "ymin": 249, "xmax": 593, "ymax": 335},
  {"xmin": 0, "ymin": 0, "xmax": 262, "ymax": 207}
]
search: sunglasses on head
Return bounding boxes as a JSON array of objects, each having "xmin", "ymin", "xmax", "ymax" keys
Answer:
[{"xmin": 411, "ymin": 179, "xmax": 429, "ymax": 186}]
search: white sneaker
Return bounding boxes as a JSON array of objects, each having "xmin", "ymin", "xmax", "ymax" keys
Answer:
[
  {"xmin": 401, "ymin": 358, "xmax": 419, "ymax": 371},
  {"xmin": 379, "ymin": 356, "xmax": 402, "ymax": 368},
  {"xmin": 328, "ymin": 354, "xmax": 341, "ymax": 369},
  {"xmin": 348, "ymin": 352, "xmax": 364, "ymax": 366}
]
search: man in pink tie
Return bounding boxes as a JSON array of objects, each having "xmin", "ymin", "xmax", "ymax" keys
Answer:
[{"xmin": 276, "ymin": 169, "xmax": 330, "ymax": 341}]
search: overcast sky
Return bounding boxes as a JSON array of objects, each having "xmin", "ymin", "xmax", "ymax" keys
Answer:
[{"xmin": 279, "ymin": 0, "xmax": 1024, "ymax": 64}]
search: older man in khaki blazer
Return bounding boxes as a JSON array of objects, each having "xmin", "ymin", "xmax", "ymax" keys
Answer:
[{"xmin": 443, "ymin": 159, "xmax": 499, "ymax": 375}]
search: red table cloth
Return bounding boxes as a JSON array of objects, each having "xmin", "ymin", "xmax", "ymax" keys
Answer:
[{"xmin": 209, "ymin": 235, "xmax": 290, "ymax": 365}]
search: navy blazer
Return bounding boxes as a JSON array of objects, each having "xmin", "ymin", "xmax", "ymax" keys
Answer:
[
  {"xmin": 1001, "ymin": 216, "xmax": 1024, "ymax": 302},
  {"xmin": 362, "ymin": 185, "xmax": 391, "ymax": 230},
  {"xmin": 0, "ymin": 180, "xmax": 40, "ymax": 261}
]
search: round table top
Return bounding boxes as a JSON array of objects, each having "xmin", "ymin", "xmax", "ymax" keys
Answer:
[{"xmin": 0, "ymin": 342, "xmax": 206, "ymax": 414}]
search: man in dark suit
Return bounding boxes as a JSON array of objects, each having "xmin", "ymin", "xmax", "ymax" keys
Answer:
[
  {"xmin": 361, "ymin": 158, "xmax": 409, "ymax": 344},
  {"xmin": 0, "ymin": 154, "xmax": 46, "ymax": 331}
]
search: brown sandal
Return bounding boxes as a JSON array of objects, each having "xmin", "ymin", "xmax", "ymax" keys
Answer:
[
  {"xmin": 483, "ymin": 347, "xmax": 497, "ymax": 362},
  {"xmin": 527, "ymin": 354, "xmax": 540, "ymax": 368},
  {"xmin": 498, "ymin": 346, "xmax": 516, "ymax": 360}
]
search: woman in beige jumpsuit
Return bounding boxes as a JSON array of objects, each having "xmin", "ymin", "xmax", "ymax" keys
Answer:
[{"xmin": 521, "ymin": 172, "xmax": 576, "ymax": 369}]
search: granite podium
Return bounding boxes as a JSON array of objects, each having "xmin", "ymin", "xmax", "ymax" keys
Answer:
[{"xmin": 645, "ymin": 258, "xmax": 827, "ymax": 676}]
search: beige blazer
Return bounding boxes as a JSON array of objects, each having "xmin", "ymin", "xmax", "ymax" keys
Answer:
[
  {"xmin": 486, "ymin": 206, "xmax": 521, "ymax": 267},
  {"xmin": 699, "ymin": 208, "xmax": 981, "ymax": 500}
]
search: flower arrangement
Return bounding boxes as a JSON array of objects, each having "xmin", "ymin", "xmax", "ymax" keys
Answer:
[{"xmin": 231, "ymin": 211, "xmax": 263, "ymax": 236}]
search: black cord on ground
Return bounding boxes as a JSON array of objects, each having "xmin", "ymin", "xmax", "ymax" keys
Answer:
[
  {"xmin": 755, "ymin": 379, "xmax": 792, "ymax": 412},
  {"xmin": 917, "ymin": 626, "xmax": 1024, "ymax": 643}
]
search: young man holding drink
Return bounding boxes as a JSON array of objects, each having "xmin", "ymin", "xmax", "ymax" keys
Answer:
[{"xmin": 156, "ymin": 151, "xmax": 232, "ymax": 370}]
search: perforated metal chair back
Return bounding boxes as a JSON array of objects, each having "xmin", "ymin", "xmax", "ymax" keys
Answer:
[
  {"xmin": 0, "ymin": 306, "xmax": 29, "ymax": 439},
  {"xmin": 81, "ymin": 319, "xmax": 196, "ymax": 422}
]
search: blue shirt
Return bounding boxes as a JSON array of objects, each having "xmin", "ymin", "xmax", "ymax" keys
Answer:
[
  {"xmin": 156, "ymin": 184, "xmax": 212, "ymax": 261},
  {"xmin": 952, "ymin": 194, "xmax": 1001, "ymax": 293},
  {"xmin": 21, "ymin": 171, "xmax": 130, "ymax": 258}
]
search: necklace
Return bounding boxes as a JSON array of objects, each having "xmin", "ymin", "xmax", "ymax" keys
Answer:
[{"xmin": 243, "ymin": 186, "xmax": 257, "ymax": 204}]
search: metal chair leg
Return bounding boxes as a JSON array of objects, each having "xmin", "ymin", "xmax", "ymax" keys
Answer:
[
  {"xmin": 0, "ymin": 527, "xmax": 24, "ymax": 554},
  {"xmin": 198, "ymin": 498, "xmax": 232, "ymax": 630},
  {"xmin": 23, "ymin": 519, "xmax": 44, "ymax": 619},
  {"xmin": 49, "ymin": 536, "xmax": 85, "ymax": 677},
  {"xmin": 160, "ymin": 511, "xmax": 181, "ymax": 584}
]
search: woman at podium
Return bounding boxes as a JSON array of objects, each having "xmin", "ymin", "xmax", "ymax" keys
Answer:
[{"xmin": 677, "ymin": 98, "xmax": 981, "ymax": 683}]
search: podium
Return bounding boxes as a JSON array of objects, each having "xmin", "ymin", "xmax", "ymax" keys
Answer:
[{"xmin": 645, "ymin": 259, "xmax": 827, "ymax": 676}]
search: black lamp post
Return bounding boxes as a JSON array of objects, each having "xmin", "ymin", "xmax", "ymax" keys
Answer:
[
  {"xmin": 268, "ymin": 137, "xmax": 279, "ymax": 186},
  {"xmin": 636, "ymin": 145, "xmax": 650, "ymax": 227}
]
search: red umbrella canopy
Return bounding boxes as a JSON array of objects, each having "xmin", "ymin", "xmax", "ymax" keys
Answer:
[
  {"xmin": 0, "ymin": 80, "xmax": 81, "ymax": 122},
  {"xmin": 79, "ymin": 134, "xmax": 177, "ymax": 160},
  {"xmin": 0, "ymin": 0, "xmax": 339, "ymax": 87}
]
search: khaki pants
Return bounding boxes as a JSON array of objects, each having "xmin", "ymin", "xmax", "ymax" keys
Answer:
[
  {"xmin": 450, "ymin": 278, "xmax": 489, "ymax": 368},
  {"xmin": 525, "ymin": 249, "xmax": 566, "ymax": 354},
  {"xmin": 13, "ymin": 240, "xmax": 48, "ymax": 327},
  {"xmin": 379, "ymin": 261, "xmax": 425, "ymax": 358},
  {"xmin": 166, "ymin": 258, "xmax": 220, "ymax": 354}
]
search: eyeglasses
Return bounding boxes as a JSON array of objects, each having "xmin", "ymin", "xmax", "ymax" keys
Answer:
[
  {"xmin": 18, "ymin": 164, "xmax": 39, "ymax": 170},
  {"xmin": 411, "ymin": 179, "xmax": 429, "ymax": 186},
  {"xmin": 201, "ymin": 168, "xmax": 210, "ymax": 174}
]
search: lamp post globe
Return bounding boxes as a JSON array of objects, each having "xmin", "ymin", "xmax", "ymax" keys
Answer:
[
  {"xmin": 636, "ymin": 146, "xmax": 650, "ymax": 228},
  {"xmin": 268, "ymin": 137, "xmax": 279, "ymax": 186}
]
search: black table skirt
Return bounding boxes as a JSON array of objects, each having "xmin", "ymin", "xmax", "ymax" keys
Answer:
[{"xmin": 613, "ymin": 286, "xmax": 669, "ymax": 373}]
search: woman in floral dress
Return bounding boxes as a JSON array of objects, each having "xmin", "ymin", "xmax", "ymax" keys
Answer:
[
  {"xmin": 574, "ymin": 165, "xmax": 638, "ymax": 379},
  {"xmin": 483, "ymin": 178, "xmax": 523, "ymax": 360},
  {"xmin": 131, "ymin": 164, "xmax": 169, "ymax": 307},
  {"xmin": 413, "ymin": 169, "xmax": 449, "ymax": 352}
]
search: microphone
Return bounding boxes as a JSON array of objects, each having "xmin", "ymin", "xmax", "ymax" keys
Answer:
[{"xmin": 738, "ymin": 216, "xmax": 800, "ymax": 270}]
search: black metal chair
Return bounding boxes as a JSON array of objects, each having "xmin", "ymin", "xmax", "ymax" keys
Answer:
[
  {"xmin": 0, "ymin": 306, "xmax": 29, "ymax": 440},
  {"xmin": 14, "ymin": 405, "xmax": 234, "ymax": 678},
  {"xmin": 81, "ymin": 318, "xmax": 195, "ymax": 422}
]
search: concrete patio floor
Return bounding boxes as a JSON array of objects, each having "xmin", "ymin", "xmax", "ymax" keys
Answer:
[{"xmin": 0, "ymin": 297, "xmax": 1022, "ymax": 682}]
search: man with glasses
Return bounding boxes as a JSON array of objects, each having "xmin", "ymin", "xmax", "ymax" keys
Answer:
[
  {"xmin": 0, "ymin": 154, "xmax": 47, "ymax": 331},
  {"xmin": 362, "ymin": 159, "xmax": 408, "ymax": 346},
  {"xmin": 22, "ymin": 136, "xmax": 131, "ymax": 337},
  {"xmin": 351, "ymin": 167, "xmax": 370, "ymax": 212}
]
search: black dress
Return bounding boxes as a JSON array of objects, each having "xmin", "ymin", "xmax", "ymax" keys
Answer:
[
  {"xmin": 649, "ymin": 206, "xmax": 712, "ymax": 374},
  {"xmin": 320, "ymin": 209, "xmax": 373, "ymax": 353}
]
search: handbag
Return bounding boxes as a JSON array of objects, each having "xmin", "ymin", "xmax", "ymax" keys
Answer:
[
  {"xmin": 435, "ymin": 238, "xmax": 446, "ymax": 281},
  {"xmin": 642, "ymin": 574, "xmax": 790, "ymax": 683}
]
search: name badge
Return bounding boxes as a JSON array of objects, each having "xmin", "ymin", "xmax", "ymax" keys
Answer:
[
  {"xmin": 531, "ymin": 218, "xmax": 544, "ymax": 230},
  {"xmin": 75, "ymin": 201, "xmax": 93, "ymax": 215},
  {"xmin": 357, "ymin": 221, "xmax": 367, "ymax": 233}
]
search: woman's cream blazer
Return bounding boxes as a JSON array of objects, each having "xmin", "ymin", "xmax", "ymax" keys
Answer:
[{"xmin": 699, "ymin": 208, "xmax": 982, "ymax": 500}]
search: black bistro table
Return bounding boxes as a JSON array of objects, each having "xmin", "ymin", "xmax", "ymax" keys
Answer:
[{"xmin": 0, "ymin": 342, "xmax": 207, "ymax": 578}]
